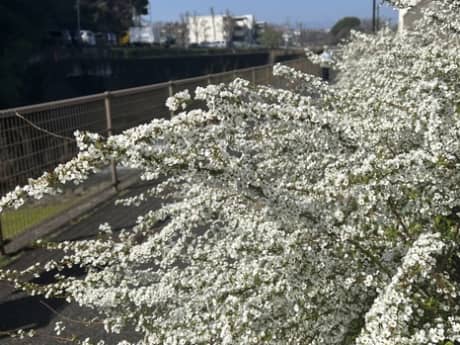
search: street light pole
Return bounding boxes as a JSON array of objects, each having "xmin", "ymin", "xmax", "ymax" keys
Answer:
[{"xmin": 372, "ymin": 0, "xmax": 377, "ymax": 33}]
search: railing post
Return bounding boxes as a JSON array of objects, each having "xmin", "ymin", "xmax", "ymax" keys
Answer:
[
  {"xmin": 268, "ymin": 64, "xmax": 275, "ymax": 85},
  {"xmin": 0, "ymin": 216, "xmax": 6, "ymax": 256},
  {"xmin": 252, "ymin": 69, "xmax": 257, "ymax": 84},
  {"xmin": 207, "ymin": 75, "xmax": 212, "ymax": 85},
  {"xmin": 104, "ymin": 91, "xmax": 119, "ymax": 190},
  {"xmin": 168, "ymin": 81, "xmax": 174, "ymax": 117},
  {"xmin": 266, "ymin": 65, "xmax": 271, "ymax": 85}
]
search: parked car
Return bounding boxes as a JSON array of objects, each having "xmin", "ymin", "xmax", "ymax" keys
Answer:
[
  {"xmin": 213, "ymin": 41, "xmax": 228, "ymax": 48},
  {"xmin": 129, "ymin": 26, "xmax": 159, "ymax": 46},
  {"xmin": 45, "ymin": 30, "xmax": 73, "ymax": 46},
  {"xmin": 119, "ymin": 31, "xmax": 130, "ymax": 46},
  {"xmin": 160, "ymin": 36, "xmax": 175, "ymax": 48},
  {"xmin": 201, "ymin": 41, "xmax": 227, "ymax": 48},
  {"xmin": 79, "ymin": 30, "xmax": 96, "ymax": 46},
  {"xmin": 107, "ymin": 32, "xmax": 117, "ymax": 45},
  {"xmin": 95, "ymin": 32, "xmax": 117, "ymax": 46}
]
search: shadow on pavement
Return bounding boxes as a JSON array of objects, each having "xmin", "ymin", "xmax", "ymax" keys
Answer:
[
  {"xmin": 0, "ymin": 296, "xmax": 67, "ymax": 337},
  {"xmin": 0, "ymin": 263, "xmax": 86, "ymax": 338}
]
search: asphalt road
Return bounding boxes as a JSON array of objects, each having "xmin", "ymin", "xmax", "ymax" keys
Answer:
[{"xmin": 0, "ymin": 181, "xmax": 162, "ymax": 345}]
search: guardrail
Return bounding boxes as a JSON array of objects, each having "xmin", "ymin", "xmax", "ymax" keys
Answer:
[{"xmin": 0, "ymin": 57, "xmax": 320, "ymax": 254}]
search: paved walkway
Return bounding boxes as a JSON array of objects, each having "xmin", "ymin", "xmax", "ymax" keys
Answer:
[{"xmin": 0, "ymin": 180, "xmax": 162, "ymax": 344}]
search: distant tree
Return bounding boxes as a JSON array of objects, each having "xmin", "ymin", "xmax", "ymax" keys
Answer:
[
  {"xmin": 299, "ymin": 29, "xmax": 329, "ymax": 48},
  {"xmin": 0, "ymin": 0, "xmax": 60, "ymax": 107},
  {"xmin": 0, "ymin": 0, "xmax": 149, "ymax": 108},
  {"xmin": 80, "ymin": 0, "xmax": 149, "ymax": 32},
  {"xmin": 180, "ymin": 12, "xmax": 191, "ymax": 47},
  {"xmin": 260, "ymin": 25, "xmax": 283, "ymax": 48},
  {"xmin": 359, "ymin": 18, "xmax": 397, "ymax": 33},
  {"xmin": 189, "ymin": 12, "xmax": 201, "ymax": 45},
  {"xmin": 329, "ymin": 16, "xmax": 361, "ymax": 43},
  {"xmin": 133, "ymin": 0, "xmax": 149, "ymax": 15}
]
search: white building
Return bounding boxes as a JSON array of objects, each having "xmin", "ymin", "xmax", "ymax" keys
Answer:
[
  {"xmin": 398, "ymin": 0, "xmax": 432, "ymax": 32},
  {"xmin": 232, "ymin": 15, "xmax": 256, "ymax": 46},
  {"xmin": 187, "ymin": 13, "xmax": 260, "ymax": 47},
  {"xmin": 254, "ymin": 21, "xmax": 267, "ymax": 45},
  {"xmin": 187, "ymin": 15, "xmax": 232, "ymax": 47}
]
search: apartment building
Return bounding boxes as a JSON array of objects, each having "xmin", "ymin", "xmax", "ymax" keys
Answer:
[
  {"xmin": 187, "ymin": 15, "xmax": 232, "ymax": 47},
  {"xmin": 232, "ymin": 15, "xmax": 256, "ymax": 47},
  {"xmin": 187, "ymin": 13, "xmax": 263, "ymax": 47}
]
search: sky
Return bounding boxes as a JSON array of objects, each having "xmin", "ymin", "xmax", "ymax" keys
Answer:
[{"xmin": 149, "ymin": 0, "xmax": 399, "ymax": 29}]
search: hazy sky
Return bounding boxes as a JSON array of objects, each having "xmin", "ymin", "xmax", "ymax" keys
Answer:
[{"xmin": 149, "ymin": 0, "xmax": 399, "ymax": 28}]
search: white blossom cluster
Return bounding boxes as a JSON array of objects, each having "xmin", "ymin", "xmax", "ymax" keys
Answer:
[
  {"xmin": 1, "ymin": 1, "xmax": 460, "ymax": 344},
  {"xmin": 165, "ymin": 90, "xmax": 192, "ymax": 112}
]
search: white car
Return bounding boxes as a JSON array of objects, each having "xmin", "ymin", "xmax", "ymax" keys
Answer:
[
  {"xmin": 79, "ymin": 30, "xmax": 96, "ymax": 46},
  {"xmin": 129, "ymin": 27, "xmax": 158, "ymax": 45}
]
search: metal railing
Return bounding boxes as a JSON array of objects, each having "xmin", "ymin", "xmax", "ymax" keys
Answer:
[{"xmin": 0, "ymin": 58, "xmax": 320, "ymax": 253}]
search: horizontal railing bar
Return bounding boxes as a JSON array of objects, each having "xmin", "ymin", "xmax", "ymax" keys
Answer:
[
  {"xmin": 110, "ymin": 81, "xmax": 171, "ymax": 97},
  {"xmin": 0, "ymin": 93, "xmax": 106, "ymax": 117},
  {"xmin": 170, "ymin": 76, "xmax": 207, "ymax": 86},
  {"xmin": 0, "ymin": 59, "xmax": 304, "ymax": 116}
]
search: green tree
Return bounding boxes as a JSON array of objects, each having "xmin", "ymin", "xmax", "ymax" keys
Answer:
[
  {"xmin": 260, "ymin": 25, "xmax": 283, "ymax": 48},
  {"xmin": 0, "ymin": 0, "xmax": 149, "ymax": 108},
  {"xmin": 0, "ymin": 0, "xmax": 54, "ymax": 107},
  {"xmin": 329, "ymin": 16, "xmax": 361, "ymax": 43},
  {"xmin": 80, "ymin": 0, "xmax": 149, "ymax": 32}
]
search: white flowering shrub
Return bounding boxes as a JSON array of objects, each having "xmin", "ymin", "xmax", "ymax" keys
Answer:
[
  {"xmin": 2, "ymin": 1, "xmax": 460, "ymax": 344},
  {"xmin": 165, "ymin": 89, "xmax": 192, "ymax": 112}
]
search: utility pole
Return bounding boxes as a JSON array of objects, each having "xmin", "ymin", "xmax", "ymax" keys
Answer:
[
  {"xmin": 76, "ymin": 0, "xmax": 81, "ymax": 33},
  {"xmin": 372, "ymin": 0, "xmax": 377, "ymax": 33},
  {"xmin": 210, "ymin": 7, "xmax": 216, "ymax": 42}
]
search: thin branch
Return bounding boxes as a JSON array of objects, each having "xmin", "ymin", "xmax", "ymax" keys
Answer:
[
  {"xmin": 39, "ymin": 300, "xmax": 102, "ymax": 328},
  {"xmin": 15, "ymin": 112, "xmax": 76, "ymax": 142},
  {"xmin": 0, "ymin": 325, "xmax": 36, "ymax": 336}
]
